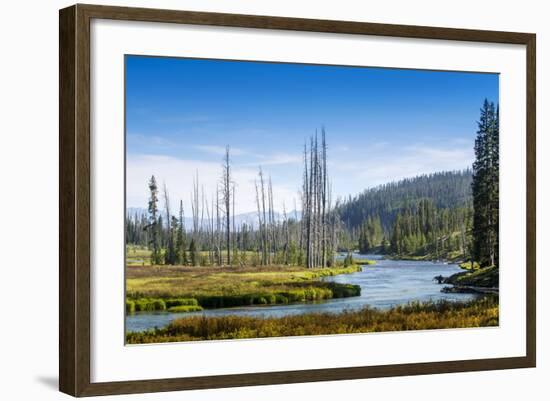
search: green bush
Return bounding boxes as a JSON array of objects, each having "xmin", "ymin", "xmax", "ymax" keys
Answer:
[
  {"xmin": 266, "ymin": 294, "xmax": 277, "ymax": 304},
  {"xmin": 126, "ymin": 300, "xmax": 135, "ymax": 314},
  {"xmin": 286, "ymin": 290, "xmax": 306, "ymax": 303},
  {"xmin": 134, "ymin": 299, "xmax": 150, "ymax": 312},
  {"xmin": 275, "ymin": 294, "xmax": 289, "ymax": 304},
  {"xmin": 328, "ymin": 283, "xmax": 361, "ymax": 298},
  {"xmin": 167, "ymin": 305, "xmax": 203, "ymax": 313},
  {"xmin": 459, "ymin": 261, "xmax": 481, "ymax": 270},
  {"xmin": 133, "ymin": 298, "xmax": 167, "ymax": 312},
  {"xmin": 165, "ymin": 298, "xmax": 199, "ymax": 308},
  {"xmin": 152, "ymin": 299, "xmax": 166, "ymax": 311}
]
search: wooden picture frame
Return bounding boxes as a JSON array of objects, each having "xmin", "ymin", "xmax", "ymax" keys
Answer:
[{"xmin": 59, "ymin": 3, "xmax": 536, "ymax": 397}]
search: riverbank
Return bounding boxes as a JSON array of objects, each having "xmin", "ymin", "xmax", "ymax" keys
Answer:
[
  {"xmin": 384, "ymin": 251, "xmax": 465, "ymax": 264},
  {"xmin": 127, "ymin": 296, "xmax": 499, "ymax": 343},
  {"xmin": 379, "ymin": 251, "xmax": 498, "ymax": 295},
  {"xmin": 442, "ymin": 264, "xmax": 499, "ymax": 294},
  {"xmin": 126, "ymin": 264, "xmax": 364, "ymax": 311}
]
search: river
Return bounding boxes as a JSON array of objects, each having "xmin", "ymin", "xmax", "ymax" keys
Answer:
[{"xmin": 126, "ymin": 254, "xmax": 477, "ymax": 333}]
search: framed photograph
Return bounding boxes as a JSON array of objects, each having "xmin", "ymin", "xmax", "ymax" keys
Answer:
[{"xmin": 59, "ymin": 4, "xmax": 536, "ymax": 397}]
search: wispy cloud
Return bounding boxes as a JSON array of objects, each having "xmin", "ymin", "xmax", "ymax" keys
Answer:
[
  {"xmin": 330, "ymin": 141, "xmax": 473, "ymax": 195},
  {"xmin": 257, "ymin": 152, "xmax": 302, "ymax": 166},
  {"xmin": 127, "ymin": 140, "xmax": 474, "ymax": 214},
  {"xmin": 194, "ymin": 145, "xmax": 247, "ymax": 156},
  {"xmin": 127, "ymin": 154, "xmax": 300, "ymax": 214},
  {"xmin": 128, "ymin": 133, "xmax": 176, "ymax": 147}
]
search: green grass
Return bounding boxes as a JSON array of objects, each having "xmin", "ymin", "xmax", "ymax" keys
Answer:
[
  {"xmin": 165, "ymin": 298, "xmax": 199, "ymax": 307},
  {"xmin": 459, "ymin": 261, "xmax": 481, "ymax": 270},
  {"xmin": 352, "ymin": 259, "xmax": 376, "ymax": 265},
  {"xmin": 126, "ymin": 296, "xmax": 499, "ymax": 343},
  {"xmin": 167, "ymin": 305, "xmax": 203, "ymax": 313},
  {"xmin": 445, "ymin": 265, "xmax": 498, "ymax": 288},
  {"xmin": 126, "ymin": 297, "xmax": 201, "ymax": 313},
  {"xmin": 126, "ymin": 264, "xmax": 362, "ymax": 310},
  {"xmin": 387, "ymin": 252, "xmax": 464, "ymax": 263}
]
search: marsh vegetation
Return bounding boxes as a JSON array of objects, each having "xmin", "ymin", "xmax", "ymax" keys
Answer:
[
  {"xmin": 127, "ymin": 296, "xmax": 499, "ymax": 343},
  {"xmin": 126, "ymin": 263, "xmax": 363, "ymax": 311}
]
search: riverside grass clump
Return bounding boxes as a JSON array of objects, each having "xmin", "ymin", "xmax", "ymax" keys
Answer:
[
  {"xmin": 126, "ymin": 297, "xmax": 202, "ymax": 313},
  {"xmin": 445, "ymin": 265, "xmax": 499, "ymax": 288},
  {"xmin": 126, "ymin": 296, "xmax": 499, "ymax": 343},
  {"xmin": 126, "ymin": 264, "xmax": 363, "ymax": 311},
  {"xmin": 352, "ymin": 258, "xmax": 376, "ymax": 266}
]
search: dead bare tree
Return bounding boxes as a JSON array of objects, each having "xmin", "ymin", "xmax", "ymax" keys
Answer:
[
  {"xmin": 301, "ymin": 129, "xmax": 334, "ymax": 268},
  {"xmin": 268, "ymin": 175, "xmax": 276, "ymax": 259},
  {"xmin": 211, "ymin": 192, "xmax": 216, "ymax": 265},
  {"xmin": 204, "ymin": 191, "xmax": 213, "ymax": 265},
  {"xmin": 232, "ymin": 183, "xmax": 236, "ymax": 263},
  {"xmin": 221, "ymin": 146, "xmax": 232, "ymax": 266},
  {"xmin": 321, "ymin": 128, "xmax": 328, "ymax": 268},
  {"xmin": 163, "ymin": 182, "xmax": 175, "ymax": 265},
  {"xmin": 258, "ymin": 167, "xmax": 269, "ymax": 265},
  {"xmin": 215, "ymin": 184, "xmax": 222, "ymax": 265},
  {"xmin": 254, "ymin": 175, "xmax": 266, "ymax": 265},
  {"xmin": 191, "ymin": 170, "xmax": 200, "ymax": 244}
]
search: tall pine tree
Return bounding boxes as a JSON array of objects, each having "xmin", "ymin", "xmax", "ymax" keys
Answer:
[
  {"xmin": 472, "ymin": 100, "xmax": 499, "ymax": 267},
  {"xmin": 175, "ymin": 200, "xmax": 187, "ymax": 265},
  {"xmin": 147, "ymin": 175, "xmax": 162, "ymax": 265}
]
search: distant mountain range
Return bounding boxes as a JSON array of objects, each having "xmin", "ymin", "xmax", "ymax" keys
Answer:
[
  {"xmin": 127, "ymin": 207, "xmax": 302, "ymax": 230},
  {"xmin": 128, "ymin": 170, "xmax": 472, "ymax": 232}
]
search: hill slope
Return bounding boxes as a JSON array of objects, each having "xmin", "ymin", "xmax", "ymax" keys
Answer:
[{"xmin": 337, "ymin": 169, "xmax": 472, "ymax": 231}]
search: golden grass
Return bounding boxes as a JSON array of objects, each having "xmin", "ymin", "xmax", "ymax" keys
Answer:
[
  {"xmin": 127, "ymin": 264, "xmax": 360, "ymax": 297},
  {"xmin": 126, "ymin": 264, "xmax": 363, "ymax": 309},
  {"xmin": 127, "ymin": 296, "xmax": 499, "ymax": 343}
]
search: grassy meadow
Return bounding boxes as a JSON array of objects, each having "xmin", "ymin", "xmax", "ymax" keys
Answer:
[
  {"xmin": 126, "ymin": 296, "xmax": 499, "ymax": 343},
  {"xmin": 126, "ymin": 261, "xmax": 364, "ymax": 311}
]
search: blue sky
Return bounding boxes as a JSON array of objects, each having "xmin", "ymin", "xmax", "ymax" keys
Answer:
[{"xmin": 126, "ymin": 55, "xmax": 498, "ymax": 214}]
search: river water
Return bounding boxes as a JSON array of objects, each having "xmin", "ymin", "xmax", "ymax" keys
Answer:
[{"xmin": 126, "ymin": 254, "xmax": 477, "ymax": 332}]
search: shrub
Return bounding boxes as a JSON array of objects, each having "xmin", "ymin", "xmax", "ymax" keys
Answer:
[
  {"xmin": 266, "ymin": 294, "xmax": 277, "ymax": 304},
  {"xmin": 275, "ymin": 294, "xmax": 289, "ymax": 304},
  {"xmin": 134, "ymin": 299, "xmax": 151, "ymax": 312},
  {"xmin": 343, "ymin": 252, "xmax": 354, "ymax": 267},
  {"xmin": 459, "ymin": 261, "xmax": 481, "ymax": 270},
  {"xmin": 328, "ymin": 283, "xmax": 360, "ymax": 298},
  {"xmin": 133, "ymin": 298, "xmax": 167, "ymax": 312},
  {"xmin": 165, "ymin": 298, "xmax": 199, "ymax": 308},
  {"xmin": 286, "ymin": 290, "xmax": 306, "ymax": 303},
  {"xmin": 152, "ymin": 299, "xmax": 166, "ymax": 311},
  {"xmin": 126, "ymin": 300, "xmax": 135, "ymax": 314},
  {"xmin": 168, "ymin": 305, "xmax": 203, "ymax": 313}
]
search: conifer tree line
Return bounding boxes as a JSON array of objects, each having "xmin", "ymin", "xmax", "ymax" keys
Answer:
[
  {"xmin": 126, "ymin": 100, "xmax": 499, "ymax": 268},
  {"xmin": 337, "ymin": 170, "xmax": 473, "ymax": 233},
  {"xmin": 387, "ymin": 200, "xmax": 473, "ymax": 259},
  {"xmin": 332, "ymin": 171, "xmax": 474, "ymax": 257},
  {"xmin": 126, "ymin": 130, "xmax": 342, "ymax": 268}
]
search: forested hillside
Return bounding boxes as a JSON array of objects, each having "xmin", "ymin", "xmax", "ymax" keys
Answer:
[
  {"xmin": 334, "ymin": 170, "xmax": 474, "ymax": 260},
  {"xmin": 337, "ymin": 170, "xmax": 473, "ymax": 232}
]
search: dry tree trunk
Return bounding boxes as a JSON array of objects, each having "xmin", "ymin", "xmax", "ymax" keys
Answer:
[{"xmin": 222, "ymin": 146, "xmax": 232, "ymax": 266}]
